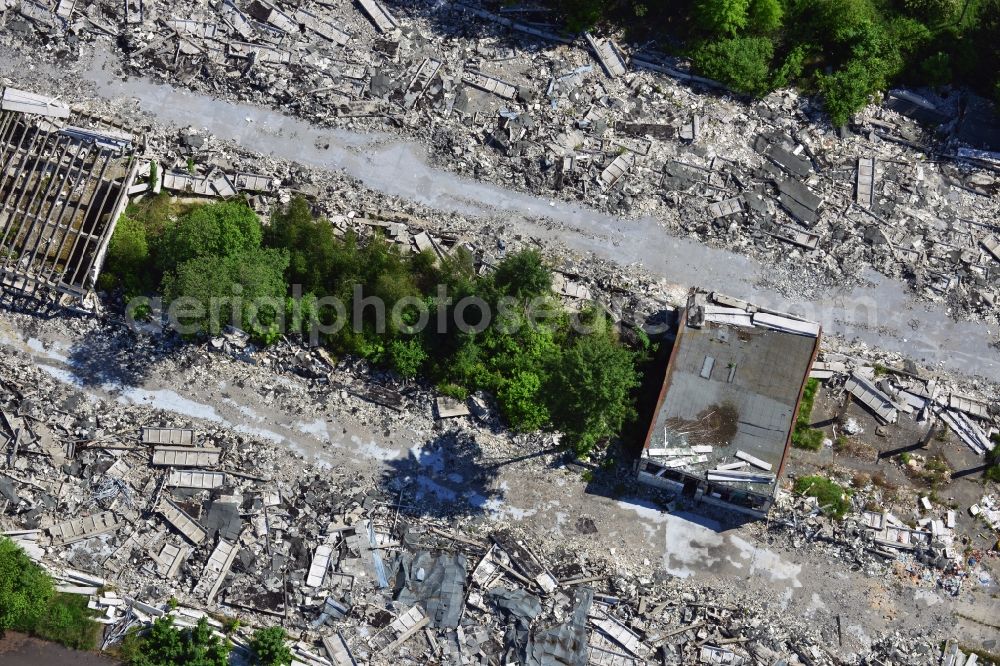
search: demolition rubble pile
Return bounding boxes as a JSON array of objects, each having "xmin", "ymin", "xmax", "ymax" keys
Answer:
[
  {"xmin": 766, "ymin": 487, "xmax": 998, "ymax": 600},
  {"xmin": 0, "ymin": 341, "xmax": 960, "ymax": 665},
  {"xmin": 2, "ymin": 0, "xmax": 999, "ymax": 321},
  {"xmin": 809, "ymin": 350, "xmax": 999, "ymax": 459}
]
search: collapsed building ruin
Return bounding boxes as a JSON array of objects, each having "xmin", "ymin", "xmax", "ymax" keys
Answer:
[
  {"xmin": 637, "ymin": 289, "xmax": 821, "ymax": 516},
  {"xmin": 0, "ymin": 87, "xmax": 138, "ymax": 311}
]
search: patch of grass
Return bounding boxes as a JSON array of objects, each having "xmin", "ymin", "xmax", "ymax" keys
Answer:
[
  {"xmin": 581, "ymin": 469, "xmax": 595, "ymax": 483},
  {"xmin": 791, "ymin": 378, "xmax": 823, "ymax": 451},
  {"xmin": 28, "ymin": 593, "xmax": 103, "ymax": 650},
  {"xmin": 794, "ymin": 475, "xmax": 853, "ymax": 519},
  {"xmin": 900, "ymin": 452, "xmax": 913, "ymax": 464}
]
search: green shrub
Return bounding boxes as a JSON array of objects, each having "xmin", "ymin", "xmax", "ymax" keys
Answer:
[
  {"xmin": 492, "ymin": 249, "xmax": 552, "ymax": 301},
  {"xmin": 158, "ymin": 200, "xmax": 262, "ymax": 271},
  {"xmin": 695, "ymin": 0, "xmax": 751, "ymax": 36},
  {"xmin": 0, "ymin": 538, "xmax": 100, "ymax": 649},
  {"xmin": 388, "ymin": 337, "xmax": 428, "ymax": 379},
  {"xmin": 794, "ymin": 475, "xmax": 853, "ymax": 518},
  {"xmin": 264, "ymin": 197, "xmax": 338, "ymax": 294},
  {"xmin": 249, "ymin": 626, "xmax": 293, "ymax": 666},
  {"xmin": 748, "ymin": 0, "xmax": 784, "ymax": 33},
  {"xmin": 692, "ymin": 37, "xmax": 775, "ymax": 95},
  {"xmin": 162, "ymin": 248, "xmax": 289, "ymax": 340},
  {"xmin": 0, "ymin": 537, "xmax": 54, "ymax": 632},
  {"xmin": 546, "ymin": 317, "xmax": 640, "ymax": 455},
  {"xmin": 125, "ymin": 616, "xmax": 229, "ymax": 666}
]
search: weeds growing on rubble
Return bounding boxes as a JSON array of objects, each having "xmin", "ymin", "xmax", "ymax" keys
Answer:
[
  {"xmin": 102, "ymin": 196, "xmax": 644, "ymax": 455},
  {"xmin": 793, "ymin": 474, "xmax": 853, "ymax": 519}
]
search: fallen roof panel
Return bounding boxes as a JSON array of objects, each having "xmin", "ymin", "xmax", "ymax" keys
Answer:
[
  {"xmin": 48, "ymin": 511, "xmax": 122, "ymax": 545},
  {"xmin": 1, "ymin": 87, "xmax": 70, "ymax": 118},
  {"xmin": 157, "ymin": 499, "xmax": 208, "ymax": 545},
  {"xmin": 142, "ymin": 427, "xmax": 195, "ymax": 446},
  {"xmin": 151, "ymin": 446, "xmax": 221, "ymax": 467},
  {"xmin": 844, "ymin": 373, "xmax": 898, "ymax": 424}
]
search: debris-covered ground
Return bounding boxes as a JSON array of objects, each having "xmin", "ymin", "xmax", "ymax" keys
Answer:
[
  {"xmin": 1, "ymin": 297, "xmax": 998, "ymax": 664},
  {"xmin": 2, "ymin": 0, "xmax": 998, "ymax": 325},
  {"xmin": 1, "ymin": 0, "xmax": 999, "ymax": 663}
]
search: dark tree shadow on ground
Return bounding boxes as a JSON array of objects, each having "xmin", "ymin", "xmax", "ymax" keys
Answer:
[
  {"xmin": 379, "ymin": 428, "xmax": 508, "ymax": 520},
  {"xmin": 66, "ymin": 315, "xmax": 182, "ymax": 388}
]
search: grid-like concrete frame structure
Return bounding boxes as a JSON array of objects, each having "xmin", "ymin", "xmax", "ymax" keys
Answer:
[{"xmin": 0, "ymin": 109, "xmax": 138, "ymax": 310}]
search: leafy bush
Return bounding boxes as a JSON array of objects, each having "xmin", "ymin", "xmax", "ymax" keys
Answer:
[
  {"xmin": 546, "ymin": 317, "xmax": 640, "ymax": 455},
  {"xmin": 491, "ymin": 249, "xmax": 552, "ymax": 301},
  {"xmin": 498, "ymin": 370, "xmax": 551, "ymax": 432},
  {"xmin": 748, "ymin": 0, "xmax": 784, "ymax": 33},
  {"xmin": 794, "ymin": 475, "xmax": 853, "ymax": 518},
  {"xmin": 0, "ymin": 538, "xmax": 100, "ymax": 649},
  {"xmin": 264, "ymin": 197, "xmax": 338, "ymax": 294},
  {"xmin": 162, "ymin": 248, "xmax": 290, "ymax": 340},
  {"xmin": 249, "ymin": 626, "xmax": 292, "ymax": 666},
  {"xmin": 158, "ymin": 200, "xmax": 262, "ymax": 270},
  {"xmin": 388, "ymin": 337, "xmax": 428, "ymax": 379},
  {"xmin": 692, "ymin": 36, "xmax": 775, "ymax": 95},
  {"xmin": 695, "ymin": 0, "xmax": 751, "ymax": 36},
  {"xmin": 0, "ymin": 537, "xmax": 53, "ymax": 632}
]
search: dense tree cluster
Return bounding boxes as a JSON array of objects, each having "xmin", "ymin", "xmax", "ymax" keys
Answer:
[
  {"xmin": 104, "ymin": 197, "xmax": 644, "ymax": 455},
  {"xmin": 547, "ymin": 0, "xmax": 1000, "ymax": 125}
]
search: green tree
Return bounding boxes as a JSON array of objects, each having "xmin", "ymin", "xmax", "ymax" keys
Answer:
[
  {"xmin": 159, "ymin": 200, "xmax": 262, "ymax": 270},
  {"xmin": 249, "ymin": 626, "xmax": 293, "ymax": 666},
  {"xmin": 128, "ymin": 617, "xmax": 230, "ymax": 666},
  {"xmin": 900, "ymin": 0, "xmax": 957, "ymax": 23},
  {"xmin": 492, "ymin": 250, "xmax": 552, "ymax": 301},
  {"xmin": 162, "ymin": 248, "xmax": 289, "ymax": 340},
  {"xmin": 264, "ymin": 196, "xmax": 337, "ymax": 294},
  {"xmin": 388, "ymin": 337, "xmax": 428, "ymax": 379},
  {"xmin": 695, "ymin": 0, "xmax": 751, "ymax": 35},
  {"xmin": 748, "ymin": 0, "xmax": 784, "ymax": 33},
  {"xmin": 692, "ymin": 37, "xmax": 775, "ymax": 95},
  {"xmin": 498, "ymin": 370, "xmax": 550, "ymax": 431},
  {"xmin": 0, "ymin": 537, "xmax": 54, "ymax": 632},
  {"xmin": 546, "ymin": 318, "xmax": 640, "ymax": 455},
  {"xmin": 818, "ymin": 58, "xmax": 880, "ymax": 125},
  {"xmin": 104, "ymin": 214, "xmax": 150, "ymax": 296}
]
